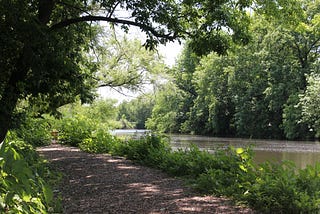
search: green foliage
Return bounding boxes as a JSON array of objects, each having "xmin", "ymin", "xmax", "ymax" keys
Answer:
[
  {"xmin": 146, "ymin": 83, "xmax": 185, "ymax": 133},
  {"xmin": 0, "ymin": 0, "xmax": 253, "ymax": 142},
  {"xmin": 300, "ymin": 74, "xmax": 320, "ymax": 137},
  {"xmin": 77, "ymin": 130, "xmax": 320, "ymax": 212},
  {"xmin": 79, "ymin": 128, "xmax": 120, "ymax": 154},
  {"xmin": 112, "ymin": 134, "xmax": 170, "ymax": 166},
  {"xmin": 194, "ymin": 147, "xmax": 255, "ymax": 197},
  {"xmin": 57, "ymin": 115, "xmax": 96, "ymax": 146},
  {"xmin": 56, "ymin": 99, "xmax": 120, "ymax": 146},
  {"xmin": 191, "ymin": 53, "xmax": 236, "ymax": 136},
  {"xmin": 246, "ymin": 161, "xmax": 299, "ymax": 212},
  {"xmin": 12, "ymin": 116, "xmax": 51, "ymax": 147},
  {"xmin": 244, "ymin": 161, "xmax": 320, "ymax": 213},
  {"xmin": 0, "ymin": 140, "xmax": 58, "ymax": 213},
  {"xmin": 146, "ymin": 44, "xmax": 200, "ymax": 134},
  {"xmin": 96, "ymin": 36, "xmax": 166, "ymax": 91},
  {"xmin": 86, "ymin": 99, "xmax": 119, "ymax": 124},
  {"xmin": 283, "ymin": 94, "xmax": 311, "ymax": 140},
  {"xmin": 146, "ymin": 0, "xmax": 320, "ymax": 140},
  {"xmin": 117, "ymin": 94, "xmax": 155, "ymax": 129},
  {"xmin": 296, "ymin": 163, "xmax": 320, "ymax": 211},
  {"xmin": 161, "ymin": 145, "xmax": 219, "ymax": 177}
]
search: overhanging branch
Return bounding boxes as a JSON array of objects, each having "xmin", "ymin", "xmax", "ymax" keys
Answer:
[{"xmin": 50, "ymin": 15, "xmax": 177, "ymax": 41}]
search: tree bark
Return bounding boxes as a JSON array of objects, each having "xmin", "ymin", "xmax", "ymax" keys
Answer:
[
  {"xmin": 0, "ymin": 0, "xmax": 54, "ymax": 143},
  {"xmin": 0, "ymin": 84, "xmax": 20, "ymax": 143},
  {"xmin": 38, "ymin": 0, "xmax": 55, "ymax": 24},
  {"xmin": 0, "ymin": 45, "xmax": 31, "ymax": 143}
]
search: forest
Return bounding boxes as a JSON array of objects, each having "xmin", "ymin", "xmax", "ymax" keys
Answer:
[{"xmin": 119, "ymin": 3, "xmax": 320, "ymax": 140}]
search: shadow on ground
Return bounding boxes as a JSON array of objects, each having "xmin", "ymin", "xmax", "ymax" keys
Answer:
[{"xmin": 38, "ymin": 144, "xmax": 253, "ymax": 214}]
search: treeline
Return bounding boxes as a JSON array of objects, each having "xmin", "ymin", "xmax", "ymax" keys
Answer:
[{"xmin": 121, "ymin": 2, "xmax": 320, "ymax": 140}]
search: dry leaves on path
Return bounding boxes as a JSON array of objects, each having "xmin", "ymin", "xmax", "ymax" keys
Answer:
[{"xmin": 37, "ymin": 144, "xmax": 254, "ymax": 214}]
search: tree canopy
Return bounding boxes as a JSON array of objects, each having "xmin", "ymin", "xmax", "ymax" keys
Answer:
[
  {"xmin": 0, "ymin": 0, "xmax": 252, "ymax": 142},
  {"xmin": 146, "ymin": 0, "xmax": 320, "ymax": 139}
]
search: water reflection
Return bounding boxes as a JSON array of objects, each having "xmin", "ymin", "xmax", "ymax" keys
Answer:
[
  {"xmin": 254, "ymin": 151, "xmax": 320, "ymax": 169},
  {"xmin": 170, "ymin": 134, "xmax": 320, "ymax": 169}
]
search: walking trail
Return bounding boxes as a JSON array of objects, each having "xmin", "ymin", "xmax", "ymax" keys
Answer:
[{"xmin": 37, "ymin": 143, "xmax": 253, "ymax": 213}]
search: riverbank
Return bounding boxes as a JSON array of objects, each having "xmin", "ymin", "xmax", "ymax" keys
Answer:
[
  {"xmin": 38, "ymin": 143, "xmax": 253, "ymax": 213},
  {"xmin": 169, "ymin": 134, "xmax": 320, "ymax": 168}
]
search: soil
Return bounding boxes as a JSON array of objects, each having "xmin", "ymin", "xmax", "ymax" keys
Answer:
[{"xmin": 37, "ymin": 143, "xmax": 254, "ymax": 214}]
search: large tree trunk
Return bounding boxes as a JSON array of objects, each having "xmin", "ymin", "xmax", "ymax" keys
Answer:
[
  {"xmin": 0, "ymin": 0, "xmax": 54, "ymax": 143},
  {"xmin": 0, "ymin": 84, "xmax": 20, "ymax": 143},
  {"xmin": 0, "ymin": 45, "xmax": 31, "ymax": 143}
]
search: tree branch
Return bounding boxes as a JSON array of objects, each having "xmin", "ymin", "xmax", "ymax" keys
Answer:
[
  {"xmin": 50, "ymin": 15, "xmax": 177, "ymax": 41},
  {"xmin": 56, "ymin": 1, "xmax": 92, "ymax": 16},
  {"xmin": 38, "ymin": 0, "xmax": 55, "ymax": 24}
]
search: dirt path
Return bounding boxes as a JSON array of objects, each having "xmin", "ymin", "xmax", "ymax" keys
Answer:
[{"xmin": 38, "ymin": 144, "xmax": 253, "ymax": 214}]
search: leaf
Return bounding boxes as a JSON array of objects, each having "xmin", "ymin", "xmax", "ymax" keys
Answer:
[
  {"xmin": 239, "ymin": 164, "xmax": 247, "ymax": 172},
  {"xmin": 236, "ymin": 147, "xmax": 244, "ymax": 154},
  {"xmin": 22, "ymin": 192, "xmax": 31, "ymax": 202},
  {"xmin": 41, "ymin": 182, "xmax": 53, "ymax": 205}
]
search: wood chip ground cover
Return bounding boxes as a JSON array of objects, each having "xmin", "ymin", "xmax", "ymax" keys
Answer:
[{"xmin": 37, "ymin": 144, "xmax": 254, "ymax": 213}]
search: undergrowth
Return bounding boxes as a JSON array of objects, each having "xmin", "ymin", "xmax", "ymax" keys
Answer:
[
  {"xmin": 75, "ymin": 131, "xmax": 320, "ymax": 213},
  {"xmin": 0, "ymin": 139, "xmax": 60, "ymax": 213}
]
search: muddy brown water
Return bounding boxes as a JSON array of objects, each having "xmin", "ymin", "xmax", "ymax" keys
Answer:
[
  {"xmin": 170, "ymin": 134, "xmax": 320, "ymax": 169},
  {"xmin": 111, "ymin": 130, "xmax": 320, "ymax": 169}
]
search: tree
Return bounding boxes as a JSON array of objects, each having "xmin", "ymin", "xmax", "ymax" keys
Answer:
[
  {"xmin": 0, "ymin": 0, "xmax": 252, "ymax": 142},
  {"xmin": 191, "ymin": 53, "xmax": 236, "ymax": 136},
  {"xmin": 146, "ymin": 0, "xmax": 320, "ymax": 139},
  {"xmin": 299, "ymin": 74, "xmax": 320, "ymax": 138},
  {"xmin": 145, "ymin": 43, "xmax": 201, "ymax": 134},
  {"xmin": 95, "ymin": 32, "xmax": 167, "ymax": 92},
  {"xmin": 146, "ymin": 82, "xmax": 187, "ymax": 133},
  {"xmin": 117, "ymin": 94, "xmax": 154, "ymax": 129}
]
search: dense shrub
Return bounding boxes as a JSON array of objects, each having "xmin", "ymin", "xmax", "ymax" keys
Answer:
[
  {"xmin": 245, "ymin": 161, "xmax": 300, "ymax": 212},
  {"xmin": 57, "ymin": 115, "xmax": 96, "ymax": 146},
  {"xmin": 296, "ymin": 163, "xmax": 320, "ymax": 212},
  {"xmin": 193, "ymin": 147, "xmax": 255, "ymax": 197},
  {"xmin": 11, "ymin": 116, "xmax": 51, "ymax": 147},
  {"xmin": 161, "ymin": 145, "xmax": 218, "ymax": 177},
  {"xmin": 244, "ymin": 161, "xmax": 320, "ymax": 213},
  {"xmin": 112, "ymin": 134, "xmax": 170, "ymax": 165},
  {"xmin": 79, "ymin": 128, "xmax": 120, "ymax": 153},
  {"xmin": 0, "ymin": 140, "xmax": 59, "ymax": 213}
]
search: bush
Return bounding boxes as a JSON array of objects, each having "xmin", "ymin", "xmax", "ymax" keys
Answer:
[
  {"xmin": 244, "ymin": 161, "xmax": 298, "ymax": 212},
  {"xmin": 11, "ymin": 116, "xmax": 51, "ymax": 147},
  {"xmin": 57, "ymin": 115, "xmax": 96, "ymax": 146},
  {"xmin": 0, "ymin": 140, "xmax": 59, "ymax": 213},
  {"xmin": 160, "ymin": 145, "xmax": 219, "ymax": 177},
  {"xmin": 79, "ymin": 128, "xmax": 120, "ymax": 153},
  {"xmin": 194, "ymin": 147, "xmax": 255, "ymax": 197},
  {"xmin": 243, "ymin": 161, "xmax": 320, "ymax": 213},
  {"xmin": 112, "ymin": 134, "xmax": 170, "ymax": 165}
]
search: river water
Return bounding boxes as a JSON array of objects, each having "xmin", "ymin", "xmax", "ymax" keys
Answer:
[
  {"xmin": 170, "ymin": 134, "xmax": 320, "ymax": 169},
  {"xmin": 111, "ymin": 130, "xmax": 320, "ymax": 169}
]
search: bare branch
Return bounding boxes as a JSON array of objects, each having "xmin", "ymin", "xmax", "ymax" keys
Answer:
[
  {"xmin": 108, "ymin": 2, "xmax": 121, "ymax": 18},
  {"xmin": 107, "ymin": 87, "xmax": 137, "ymax": 98}
]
